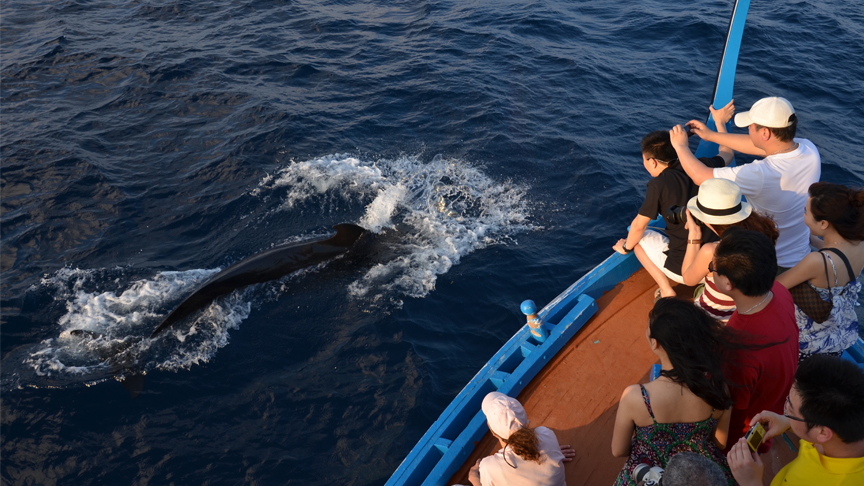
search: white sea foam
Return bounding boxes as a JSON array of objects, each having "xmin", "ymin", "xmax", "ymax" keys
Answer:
[
  {"xmin": 10, "ymin": 153, "xmax": 533, "ymax": 388},
  {"xmin": 10, "ymin": 258, "xmax": 334, "ymax": 388},
  {"xmin": 360, "ymin": 183, "xmax": 407, "ymax": 233},
  {"xmin": 256, "ymin": 153, "xmax": 535, "ymax": 302},
  {"xmin": 252, "ymin": 154, "xmax": 386, "ymax": 209},
  {"xmin": 19, "ymin": 268, "xmax": 232, "ymax": 381}
]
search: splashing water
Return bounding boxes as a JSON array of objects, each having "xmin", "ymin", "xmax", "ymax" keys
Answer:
[
  {"xmin": 7, "ymin": 154, "xmax": 533, "ymax": 389},
  {"xmin": 256, "ymin": 153, "xmax": 535, "ymax": 300}
]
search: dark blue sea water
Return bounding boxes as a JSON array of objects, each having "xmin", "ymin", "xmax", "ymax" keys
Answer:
[{"xmin": 2, "ymin": 0, "xmax": 863, "ymax": 484}]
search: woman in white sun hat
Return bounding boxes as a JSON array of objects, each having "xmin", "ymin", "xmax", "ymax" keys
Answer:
[
  {"xmin": 466, "ymin": 392, "xmax": 574, "ymax": 486},
  {"xmin": 679, "ymin": 178, "xmax": 779, "ymax": 321}
]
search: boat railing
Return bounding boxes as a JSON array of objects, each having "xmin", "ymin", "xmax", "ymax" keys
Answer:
[{"xmin": 386, "ymin": 219, "xmax": 667, "ymax": 486}]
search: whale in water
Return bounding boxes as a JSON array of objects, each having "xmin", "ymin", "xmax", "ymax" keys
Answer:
[{"xmin": 151, "ymin": 223, "xmax": 367, "ymax": 337}]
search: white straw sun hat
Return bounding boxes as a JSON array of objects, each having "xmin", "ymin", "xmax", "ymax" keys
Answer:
[
  {"xmin": 481, "ymin": 392, "xmax": 528, "ymax": 440},
  {"xmin": 687, "ymin": 178, "xmax": 752, "ymax": 225}
]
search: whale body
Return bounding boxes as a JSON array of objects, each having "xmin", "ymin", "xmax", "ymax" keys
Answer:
[{"xmin": 151, "ymin": 223, "xmax": 367, "ymax": 337}]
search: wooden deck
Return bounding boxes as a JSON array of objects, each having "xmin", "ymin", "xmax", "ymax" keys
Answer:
[{"xmin": 449, "ymin": 268, "xmax": 797, "ymax": 485}]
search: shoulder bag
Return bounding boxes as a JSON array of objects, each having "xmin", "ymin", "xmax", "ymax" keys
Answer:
[{"xmin": 787, "ymin": 250, "xmax": 832, "ymax": 323}]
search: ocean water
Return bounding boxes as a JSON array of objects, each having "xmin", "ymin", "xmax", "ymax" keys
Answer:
[{"xmin": 2, "ymin": 0, "xmax": 863, "ymax": 484}]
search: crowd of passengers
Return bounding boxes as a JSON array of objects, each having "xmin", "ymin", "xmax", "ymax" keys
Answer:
[{"xmin": 460, "ymin": 97, "xmax": 864, "ymax": 486}]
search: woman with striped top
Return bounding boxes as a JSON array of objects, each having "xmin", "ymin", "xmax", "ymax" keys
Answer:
[{"xmin": 680, "ymin": 179, "xmax": 779, "ymax": 321}]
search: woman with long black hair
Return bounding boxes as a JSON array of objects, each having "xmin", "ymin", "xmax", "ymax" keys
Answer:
[{"xmin": 611, "ymin": 298, "xmax": 741, "ymax": 486}]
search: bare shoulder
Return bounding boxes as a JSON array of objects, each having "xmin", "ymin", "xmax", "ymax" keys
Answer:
[
  {"xmin": 798, "ymin": 251, "xmax": 828, "ymax": 277},
  {"xmin": 700, "ymin": 241, "xmax": 718, "ymax": 256},
  {"xmin": 801, "ymin": 251, "xmax": 825, "ymax": 265},
  {"xmin": 620, "ymin": 384, "xmax": 643, "ymax": 401},
  {"xmin": 618, "ymin": 384, "xmax": 645, "ymax": 413}
]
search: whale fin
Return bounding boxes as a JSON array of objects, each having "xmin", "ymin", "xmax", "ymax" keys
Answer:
[{"xmin": 327, "ymin": 223, "xmax": 367, "ymax": 247}]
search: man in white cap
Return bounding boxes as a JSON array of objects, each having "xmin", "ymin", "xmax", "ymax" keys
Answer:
[
  {"xmin": 669, "ymin": 97, "xmax": 821, "ymax": 269},
  {"xmin": 467, "ymin": 392, "xmax": 574, "ymax": 486}
]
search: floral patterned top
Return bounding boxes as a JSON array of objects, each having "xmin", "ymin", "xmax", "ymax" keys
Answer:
[
  {"xmin": 613, "ymin": 385, "xmax": 733, "ymax": 486},
  {"xmin": 796, "ymin": 251, "xmax": 861, "ymax": 358}
]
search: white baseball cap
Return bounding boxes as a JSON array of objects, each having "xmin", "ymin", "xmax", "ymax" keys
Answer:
[
  {"xmin": 481, "ymin": 392, "xmax": 528, "ymax": 439},
  {"xmin": 734, "ymin": 97, "xmax": 795, "ymax": 128}
]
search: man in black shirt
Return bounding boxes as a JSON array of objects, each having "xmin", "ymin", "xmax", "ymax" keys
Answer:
[{"xmin": 613, "ymin": 103, "xmax": 734, "ymax": 298}]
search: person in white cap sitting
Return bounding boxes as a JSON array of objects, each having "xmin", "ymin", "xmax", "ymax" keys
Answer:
[
  {"xmin": 467, "ymin": 392, "xmax": 575, "ymax": 486},
  {"xmin": 669, "ymin": 97, "xmax": 821, "ymax": 271}
]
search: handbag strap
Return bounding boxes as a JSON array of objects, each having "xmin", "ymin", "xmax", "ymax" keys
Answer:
[
  {"xmin": 821, "ymin": 248, "xmax": 857, "ymax": 283},
  {"xmin": 818, "ymin": 250, "xmax": 831, "ymax": 286}
]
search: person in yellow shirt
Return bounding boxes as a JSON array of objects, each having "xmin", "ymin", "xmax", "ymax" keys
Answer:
[{"xmin": 726, "ymin": 354, "xmax": 864, "ymax": 485}]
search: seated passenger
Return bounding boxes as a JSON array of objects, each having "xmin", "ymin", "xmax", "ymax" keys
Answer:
[
  {"xmin": 468, "ymin": 392, "xmax": 574, "ymax": 486},
  {"xmin": 727, "ymin": 355, "xmax": 864, "ymax": 485},
  {"xmin": 612, "ymin": 101, "xmax": 734, "ymax": 299},
  {"xmin": 681, "ymin": 178, "xmax": 779, "ymax": 321},
  {"xmin": 671, "ymin": 96, "xmax": 821, "ymax": 270},
  {"xmin": 611, "ymin": 298, "xmax": 737, "ymax": 486},
  {"xmin": 711, "ymin": 228, "xmax": 798, "ymax": 452},
  {"xmin": 777, "ymin": 182, "xmax": 864, "ymax": 362}
]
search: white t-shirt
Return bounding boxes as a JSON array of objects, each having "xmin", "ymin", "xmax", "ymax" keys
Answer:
[
  {"xmin": 714, "ymin": 138, "xmax": 821, "ymax": 268},
  {"xmin": 478, "ymin": 426, "xmax": 566, "ymax": 486}
]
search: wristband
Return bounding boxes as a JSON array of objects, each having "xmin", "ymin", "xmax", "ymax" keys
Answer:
[{"xmin": 687, "ymin": 239, "xmax": 702, "ymax": 245}]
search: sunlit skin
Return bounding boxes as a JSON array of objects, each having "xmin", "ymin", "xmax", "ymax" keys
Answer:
[
  {"xmin": 777, "ymin": 197, "xmax": 864, "ymax": 291},
  {"xmin": 609, "ymin": 320, "xmax": 730, "ymax": 458},
  {"xmin": 803, "ymin": 198, "xmax": 821, "ymax": 234},
  {"xmin": 726, "ymin": 386, "xmax": 864, "ymax": 485},
  {"xmin": 669, "ymin": 100, "xmax": 736, "ymax": 186},
  {"xmin": 679, "ymin": 207, "xmax": 724, "ymax": 287},
  {"xmin": 641, "ymin": 153, "xmax": 667, "ymax": 178}
]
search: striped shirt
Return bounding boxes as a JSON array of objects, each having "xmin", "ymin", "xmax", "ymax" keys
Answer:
[{"xmin": 697, "ymin": 273, "xmax": 736, "ymax": 322}]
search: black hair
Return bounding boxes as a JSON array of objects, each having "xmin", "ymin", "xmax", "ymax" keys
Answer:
[
  {"xmin": 650, "ymin": 298, "xmax": 788, "ymax": 409},
  {"xmin": 650, "ymin": 299, "xmax": 734, "ymax": 409},
  {"xmin": 640, "ymin": 131, "xmax": 678, "ymax": 163},
  {"xmin": 809, "ymin": 182, "xmax": 864, "ymax": 242},
  {"xmin": 713, "ymin": 227, "xmax": 777, "ymax": 296},
  {"xmin": 795, "ymin": 355, "xmax": 864, "ymax": 443},
  {"xmin": 754, "ymin": 113, "xmax": 797, "ymax": 142}
]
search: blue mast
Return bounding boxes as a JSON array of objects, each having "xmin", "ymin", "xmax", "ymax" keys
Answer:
[{"xmin": 695, "ymin": 0, "xmax": 752, "ymax": 159}]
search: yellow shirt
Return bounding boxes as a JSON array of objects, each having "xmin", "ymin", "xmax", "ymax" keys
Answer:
[{"xmin": 771, "ymin": 440, "xmax": 864, "ymax": 486}]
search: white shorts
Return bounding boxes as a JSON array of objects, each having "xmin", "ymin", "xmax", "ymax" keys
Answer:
[{"xmin": 639, "ymin": 229, "xmax": 685, "ymax": 284}]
